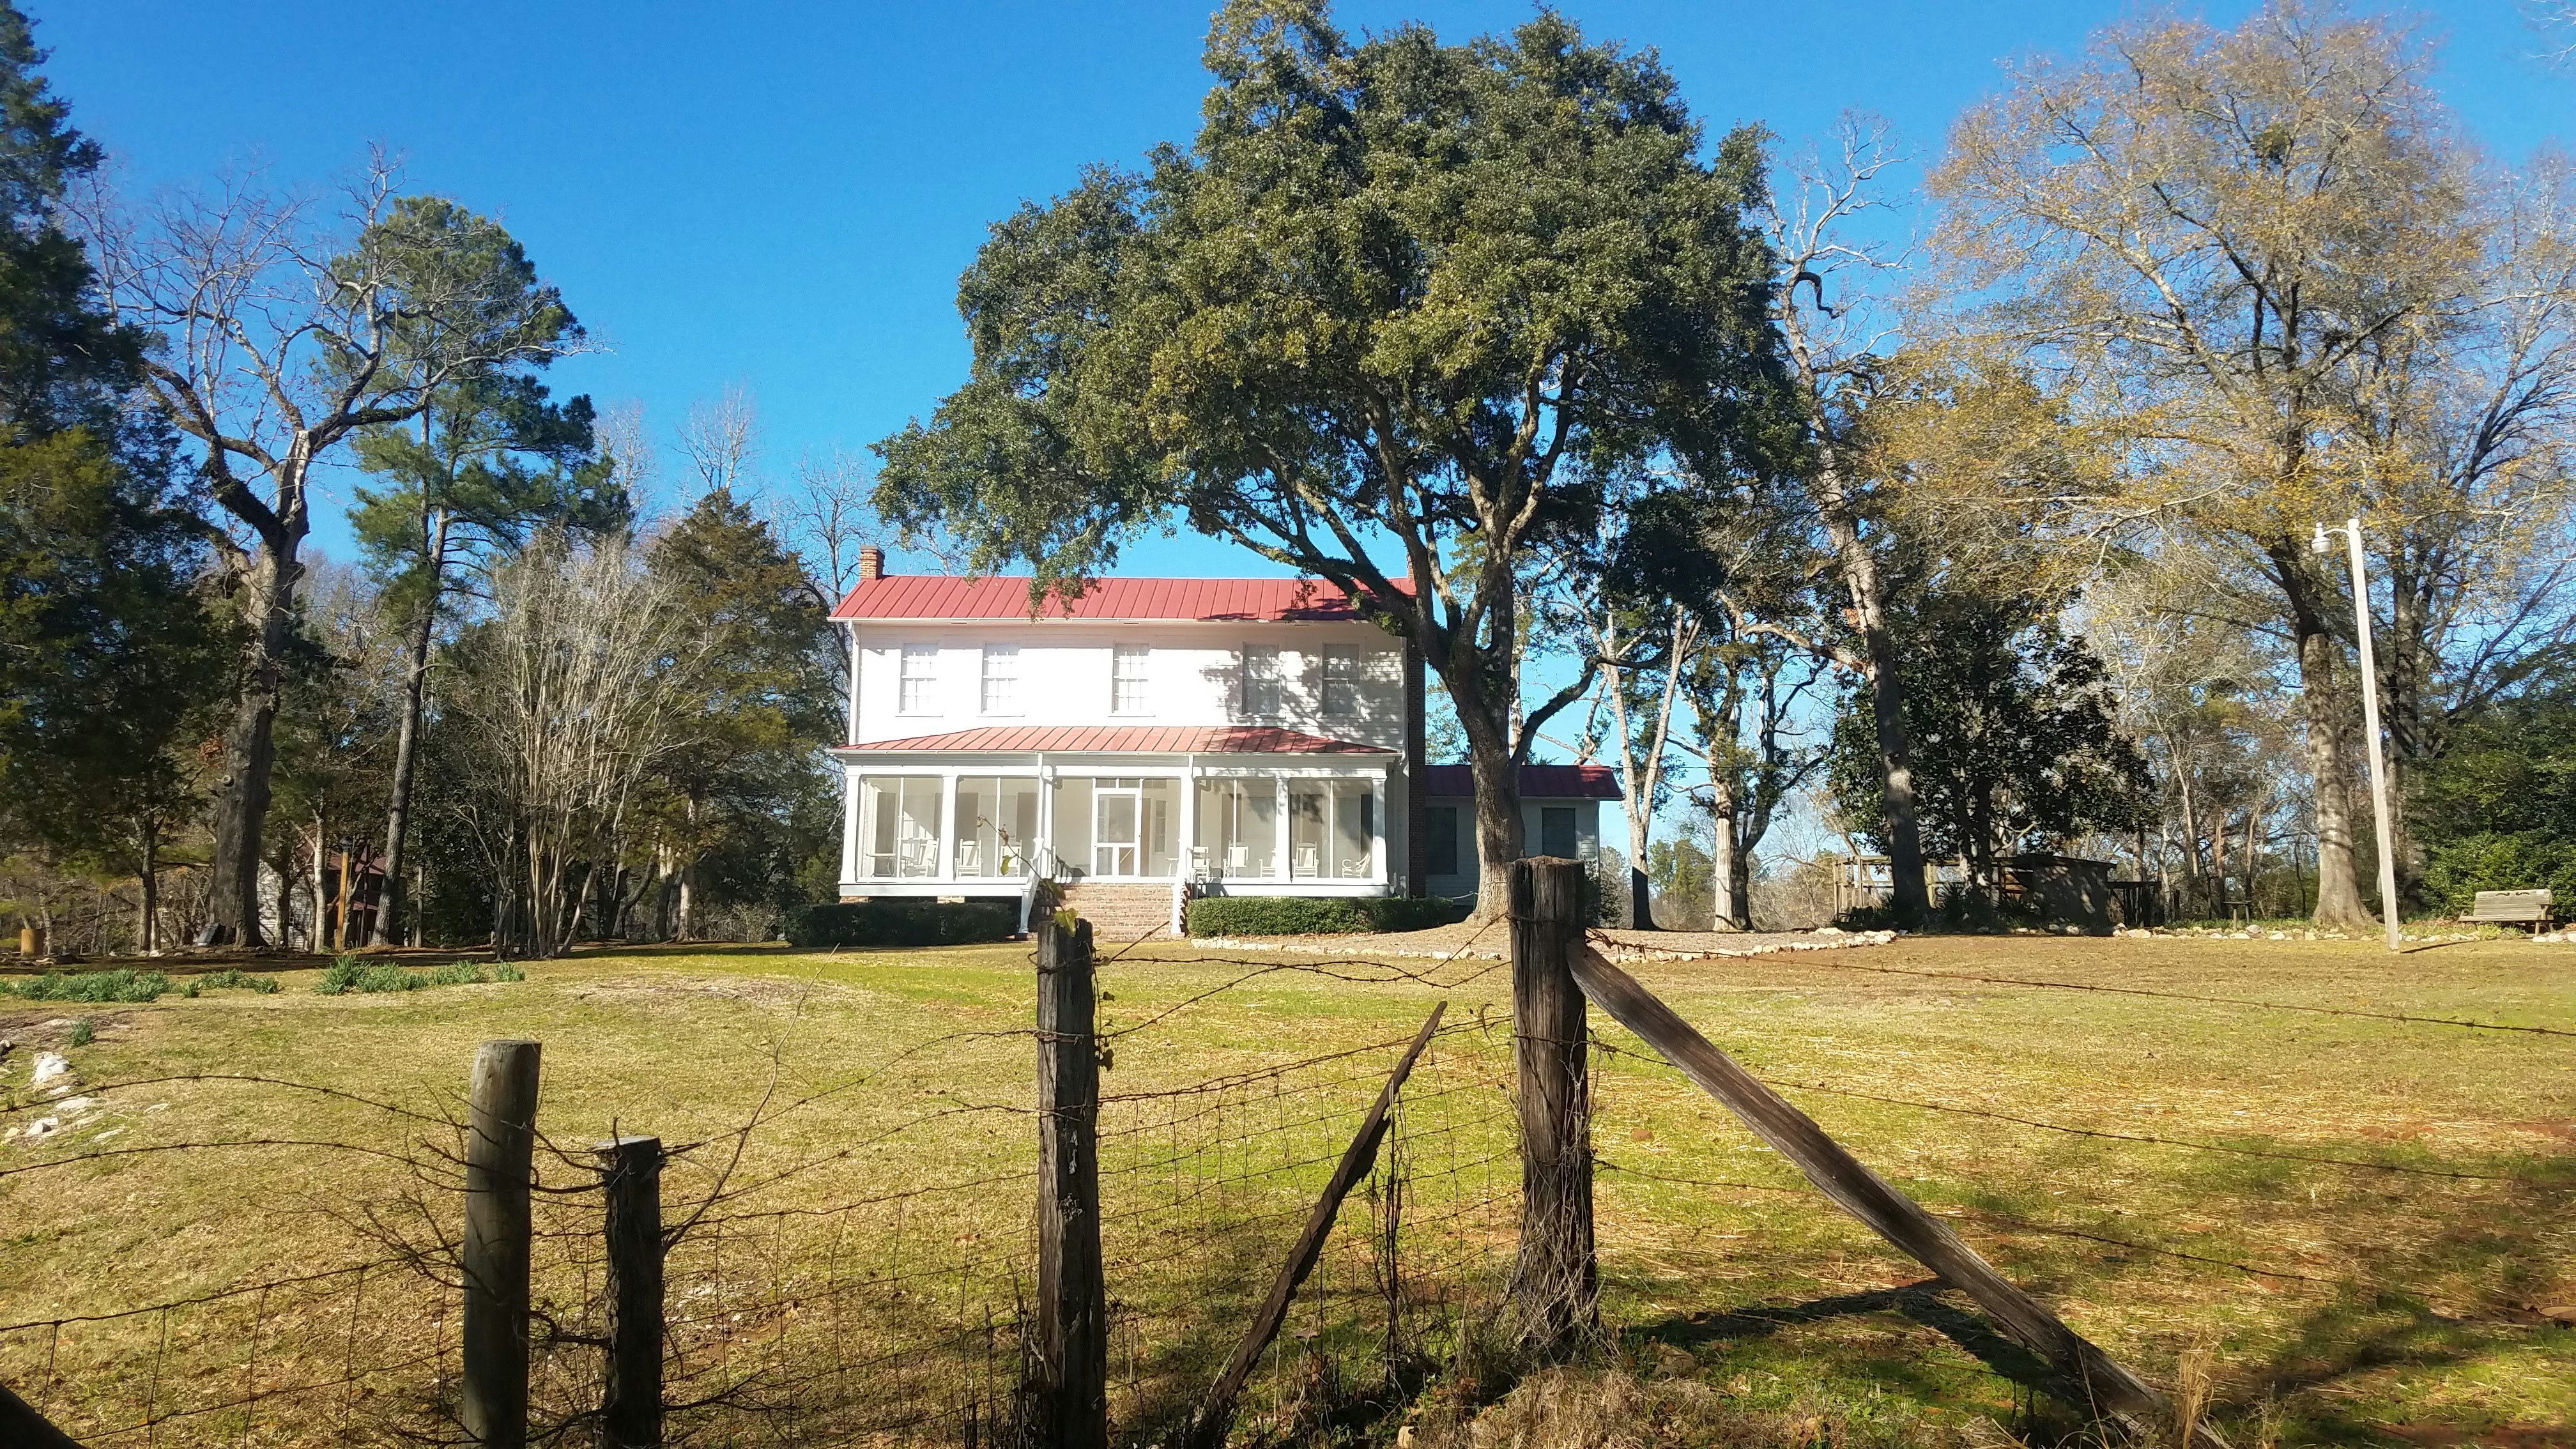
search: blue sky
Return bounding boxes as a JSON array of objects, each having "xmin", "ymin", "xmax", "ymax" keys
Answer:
[
  {"xmin": 36, "ymin": 2, "xmax": 2570, "ymax": 852},
  {"xmin": 34, "ymin": 1, "xmax": 2575, "ymax": 579}
]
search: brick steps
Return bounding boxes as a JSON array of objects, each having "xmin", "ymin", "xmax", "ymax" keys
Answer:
[{"xmin": 1057, "ymin": 882, "xmax": 1176, "ymax": 942}]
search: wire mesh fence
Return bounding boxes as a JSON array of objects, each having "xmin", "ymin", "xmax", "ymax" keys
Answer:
[{"xmin": 4, "ymin": 898, "xmax": 2570, "ymax": 1448}]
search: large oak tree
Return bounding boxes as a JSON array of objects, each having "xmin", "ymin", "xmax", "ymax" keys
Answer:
[{"xmin": 873, "ymin": 0, "xmax": 1791, "ymax": 916}]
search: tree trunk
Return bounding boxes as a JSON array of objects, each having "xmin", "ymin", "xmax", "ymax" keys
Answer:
[
  {"xmin": 205, "ymin": 549, "xmax": 296, "ymax": 946},
  {"xmin": 1813, "ymin": 448, "xmax": 1928, "ymax": 924},
  {"xmin": 1708, "ymin": 779, "xmax": 1742, "ymax": 931},
  {"xmin": 2174, "ymin": 756, "xmax": 2204, "ymax": 916},
  {"xmin": 137, "ymin": 829, "xmax": 158, "ymax": 955},
  {"xmin": 372, "ymin": 579, "xmax": 440, "ymax": 947},
  {"xmin": 1464, "ymin": 740, "xmax": 1526, "ymax": 919},
  {"xmin": 2294, "ymin": 615, "xmax": 2373, "ymax": 928}
]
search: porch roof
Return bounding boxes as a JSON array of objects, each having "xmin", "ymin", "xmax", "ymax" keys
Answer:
[
  {"xmin": 1422, "ymin": 763, "xmax": 1622, "ymax": 800},
  {"xmin": 832, "ymin": 724, "xmax": 1392, "ymax": 755}
]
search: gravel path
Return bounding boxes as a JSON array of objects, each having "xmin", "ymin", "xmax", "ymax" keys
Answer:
[{"xmin": 1190, "ymin": 922, "xmax": 1897, "ymax": 962}]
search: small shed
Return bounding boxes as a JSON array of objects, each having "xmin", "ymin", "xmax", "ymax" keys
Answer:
[{"xmin": 1422, "ymin": 763, "xmax": 1621, "ymax": 900}]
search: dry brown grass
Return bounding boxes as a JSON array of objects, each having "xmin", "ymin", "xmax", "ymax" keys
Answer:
[{"xmin": 1, "ymin": 931, "xmax": 2570, "ymax": 1446}]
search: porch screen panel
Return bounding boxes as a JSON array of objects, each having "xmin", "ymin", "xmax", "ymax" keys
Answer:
[
  {"xmin": 859, "ymin": 776, "xmax": 944, "ymax": 880},
  {"xmin": 954, "ymin": 777, "xmax": 1040, "ymax": 878},
  {"xmin": 1193, "ymin": 779, "xmax": 1278, "ymax": 878},
  {"xmin": 1052, "ymin": 776, "xmax": 1094, "ymax": 880},
  {"xmin": 1330, "ymin": 781, "xmax": 1374, "ymax": 879},
  {"xmin": 1140, "ymin": 778, "xmax": 1180, "ymax": 878},
  {"xmin": 1288, "ymin": 789, "xmax": 1325, "ymax": 878},
  {"xmin": 999, "ymin": 778, "xmax": 1039, "ymax": 877}
]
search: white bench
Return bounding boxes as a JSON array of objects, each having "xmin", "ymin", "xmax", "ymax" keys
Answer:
[{"xmin": 2464, "ymin": 889, "xmax": 2553, "ymax": 928}]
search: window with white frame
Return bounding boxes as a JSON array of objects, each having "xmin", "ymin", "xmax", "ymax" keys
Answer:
[
  {"xmin": 1241, "ymin": 645, "xmax": 1282, "ymax": 718},
  {"xmin": 1112, "ymin": 645, "xmax": 1151, "ymax": 714},
  {"xmin": 1321, "ymin": 646, "xmax": 1360, "ymax": 717},
  {"xmin": 898, "ymin": 645, "xmax": 937, "ymax": 714},
  {"xmin": 981, "ymin": 645, "xmax": 1020, "ymax": 715}
]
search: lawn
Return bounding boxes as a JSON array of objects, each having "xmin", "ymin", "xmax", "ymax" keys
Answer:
[{"xmin": 2, "ymin": 931, "xmax": 2570, "ymax": 1447}]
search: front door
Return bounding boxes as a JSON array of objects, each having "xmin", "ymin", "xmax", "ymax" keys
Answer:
[{"xmin": 1094, "ymin": 779, "xmax": 1140, "ymax": 877}]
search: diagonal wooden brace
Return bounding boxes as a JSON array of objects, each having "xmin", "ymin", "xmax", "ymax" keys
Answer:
[{"xmin": 1570, "ymin": 946, "xmax": 2225, "ymax": 1449}]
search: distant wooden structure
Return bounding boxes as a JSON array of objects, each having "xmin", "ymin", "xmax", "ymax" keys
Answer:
[
  {"xmin": 2465, "ymin": 889, "xmax": 2553, "ymax": 930},
  {"xmin": 1833, "ymin": 852, "xmax": 2122, "ymax": 934}
]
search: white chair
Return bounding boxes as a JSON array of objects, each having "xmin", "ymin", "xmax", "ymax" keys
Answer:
[
  {"xmin": 1225, "ymin": 843, "xmax": 1250, "ymax": 874},
  {"xmin": 1294, "ymin": 843, "xmax": 1320, "ymax": 877},
  {"xmin": 956, "ymin": 839, "xmax": 983, "ymax": 876}
]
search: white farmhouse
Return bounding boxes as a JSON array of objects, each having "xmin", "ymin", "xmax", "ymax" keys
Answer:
[{"xmin": 830, "ymin": 549, "xmax": 1615, "ymax": 935}]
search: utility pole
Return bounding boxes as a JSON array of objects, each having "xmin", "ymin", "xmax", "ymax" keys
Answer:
[{"xmin": 2314, "ymin": 518, "xmax": 2402, "ymax": 952}]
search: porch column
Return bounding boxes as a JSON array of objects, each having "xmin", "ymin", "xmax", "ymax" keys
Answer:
[
  {"xmin": 839, "ymin": 765, "xmax": 862, "ymax": 891},
  {"xmin": 937, "ymin": 769, "xmax": 960, "ymax": 882},
  {"xmin": 1036, "ymin": 755, "xmax": 1055, "ymax": 878},
  {"xmin": 1179, "ymin": 755, "xmax": 1199, "ymax": 881},
  {"xmin": 1372, "ymin": 768, "xmax": 1388, "ymax": 884},
  {"xmin": 1274, "ymin": 773, "xmax": 1292, "ymax": 880}
]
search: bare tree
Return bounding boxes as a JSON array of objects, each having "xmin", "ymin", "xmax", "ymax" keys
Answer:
[
  {"xmin": 1728, "ymin": 114, "xmax": 1936, "ymax": 923},
  {"xmin": 77, "ymin": 154, "xmax": 580, "ymax": 943},
  {"xmin": 448, "ymin": 533, "xmax": 692, "ymax": 958},
  {"xmin": 676, "ymin": 385, "xmax": 760, "ymax": 500}
]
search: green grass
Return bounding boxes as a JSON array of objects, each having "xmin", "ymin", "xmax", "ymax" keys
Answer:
[{"xmin": 1, "ymin": 934, "xmax": 2569, "ymax": 1447}]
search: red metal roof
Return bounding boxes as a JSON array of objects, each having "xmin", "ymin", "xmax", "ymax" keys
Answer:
[
  {"xmin": 830, "ymin": 574, "xmax": 1407, "ymax": 622},
  {"xmin": 1423, "ymin": 763, "xmax": 1623, "ymax": 800},
  {"xmin": 834, "ymin": 725, "xmax": 1392, "ymax": 755}
]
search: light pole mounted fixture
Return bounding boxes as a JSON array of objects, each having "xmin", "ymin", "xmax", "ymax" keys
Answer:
[{"xmin": 2313, "ymin": 517, "xmax": 2403, "ymax": 952}]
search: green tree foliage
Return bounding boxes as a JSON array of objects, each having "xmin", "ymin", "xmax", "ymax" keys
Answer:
[
  {"xmin": 0, "ymin": 2, "xmax": 226, "ymax": 951},
  {"xmin": 351, "ymin": 371, "xmax": 620, "ymax": 945},
  {"xmin": 643, "ymin": 489, "xmax": 837, "ymax": 936},
  {"xmin": 2412, "ymin": 685, "xmax": 2576, "ymax": 912},
  {"xmin": 1828, "ymin": 587, "xmax": 2150, "ymax": 897},
  {"xmin": 873, "ymin": 0, "xmax": 1791, "ymax": 916},
  {"xmin": 95, "ymin": 167, "xmax": 584, "ymax": 945}
]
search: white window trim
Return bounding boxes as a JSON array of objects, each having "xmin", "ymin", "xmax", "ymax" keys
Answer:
[
  {"xmin": 1112, "ymin": 645, "xmax": 1152, "ymax": 716},
  {"xmin": 898, "ymin": 643, "xmax": 939, "ymax": 716},
  {"xmin": 980, "ymin": 644, "xmax": 1021, "ymax": 717},
  {"xmin": 1321, "ymin": 645, "xmax": 1359, "ymax": 719},
  {"xmin": 1241, "ymin": 643, "xmax": 1283, "ymax": 722}
]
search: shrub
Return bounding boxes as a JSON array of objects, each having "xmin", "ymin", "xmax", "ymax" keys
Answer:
[
  {"xmin": 183, "ymin": 969, "xmax": 281, "ymax": 997},
  {"xmin": 6, "ymin": 969, "xmax": 171, "ymax": 1002},
  {"xmin": 790, "ymin": 901, "xmax": 1019, "ymax": 949},
  {"xmin": 2423, "ymin": 831, "xmax": 2576, "ymax": 916},
  {"xmin": 65, "ymin": 1017, "xmax": 93, "ymax": 1046},
  {"xmin": 495, "ymin": 963, "xmax": 526, "ymax": 983},
  {"xmin": 316, "ymin": 957, "xmax": 508, "ymax": 995},
  {"xmin": 1184, "ymin": 894, "xmax": 1470, "ymax": 937}
]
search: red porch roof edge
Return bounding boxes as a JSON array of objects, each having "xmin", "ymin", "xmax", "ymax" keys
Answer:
[
  {"xmin": 829, "ymin": 574, "xmax": 1414, "ymax": 623},
  {"xmin": 831, "ymin": 724, "xmax": 1392, "ymax": 755},
  {"xmin": 1422, "ymin": 763, "xmax": 1622, "ymax": 800}
]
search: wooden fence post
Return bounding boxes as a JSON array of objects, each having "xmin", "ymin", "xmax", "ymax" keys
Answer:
[
  {"xmin": 1567, "ymin": 946, "xmax": 2228, "ymax": 1448},
  {"xmin": 1508, "ymin": 857, "xmax": 1597, "ymax": 1354},
  {"xmin": 1035, "ymin": 912, "xmax": 1107, "ymax": 1449},
  {"xmin": 0, "ymin": 1378, "xmax": 82, "ymax": 1449},
  {"xmin": 599, "ymin": 1135, "xmax": 664, "ymax": 1449},
  {"xmin": 462, "ymin": 1039, "xmax": 541, "ymax": 1449}
]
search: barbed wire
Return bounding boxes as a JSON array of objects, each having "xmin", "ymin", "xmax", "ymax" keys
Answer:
[{"xmin": 1700, "ymin": 954, "xmax": 2576, "ymax": 1039}]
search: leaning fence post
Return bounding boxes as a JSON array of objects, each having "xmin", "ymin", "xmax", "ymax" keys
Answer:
[
  {"xmin": 1034, "ymin": 911, "xmax": 1107, "ymax": 1449},
  {"xmin": 462, "ymin": 1039, "xmax": 542, "ymax": 1449},
  {"xmin": 0, "ymin": 1378, "xmax": 81, "ymax": 1449},
  {"xmin": 1508, "ymin": 857, "xmax": 1597, "ymax": 1354},
  {"xmin": 598, "ymin": 1135, "xmax": 664, "ymax": 1449}
]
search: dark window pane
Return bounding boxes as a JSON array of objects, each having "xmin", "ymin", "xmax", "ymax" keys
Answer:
[
  {"xmin": 1540, "ymin": 806, "xmax": 1577, "ymax": 860},
  {"xmin": 1427, "ymin": 806, "xmax": 1459, "ymax": 877}
]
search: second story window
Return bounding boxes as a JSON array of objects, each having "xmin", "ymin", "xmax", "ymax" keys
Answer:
[
  {"xmin": 899, "ymin": 644, "xmax": 937, "ymax": 714},
  {"xmin": 1112, "ymin": 645, "xmax": 1150, "ymax": 714},
  {"xmin": 1322, "ymin": 647, "xmax": 1360, "ymax": 717},
  {"xmin": 1242, "ymin": 645, "xmax": 1282, "ymax": 718},
  {"xmin": 981, "ymin": 645, "xmax": 1019, "ymax": 715}
]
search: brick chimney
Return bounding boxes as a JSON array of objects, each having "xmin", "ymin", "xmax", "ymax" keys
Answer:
[{"xmin": 857, "ymin": 545, "xmax": 884, "ymax": 582}]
